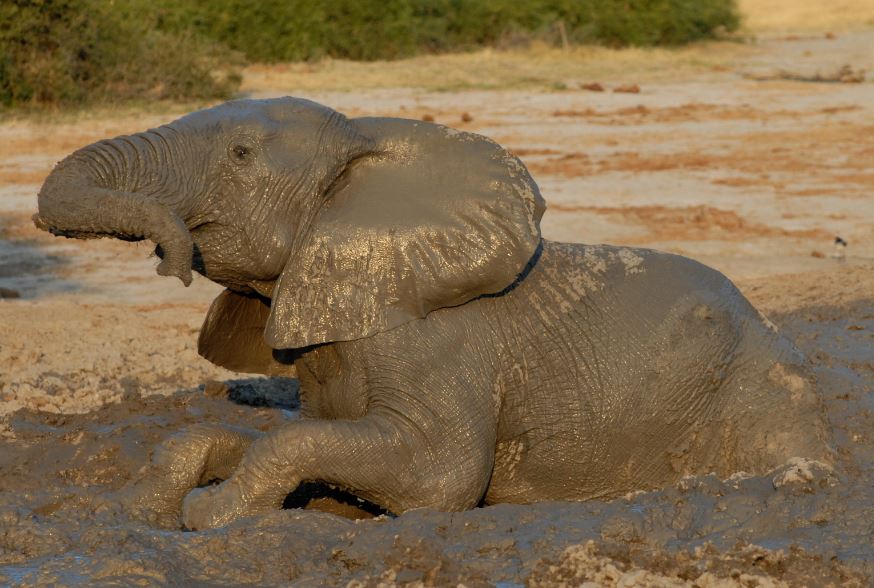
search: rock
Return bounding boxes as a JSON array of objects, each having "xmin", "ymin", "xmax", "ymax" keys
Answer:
[
  {"xmin": 745, "ymin": 65, "xmax": 866, "ymax": 84},
  {"xmin": 581, "ymin": 82, "xmax": 605, "ymax": 92},
  {"xmin": 613, "ymin": 84, "xmax": 641, "ymax": 94},
  {"xmin": 0, "ymin": 287, "xmax": 21, "ymax": 299},
  {"xmin": 202, "ymin": 380, "xmax": 230, "ymax": 398},
  {"xmin": 461, "ymin": 112, "xmax": 473, "ymax": 122}
]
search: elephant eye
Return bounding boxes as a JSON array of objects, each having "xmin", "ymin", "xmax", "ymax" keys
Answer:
[{"xmin": 230, "ymin": 144, "xmax": 252, "ymax": 162}]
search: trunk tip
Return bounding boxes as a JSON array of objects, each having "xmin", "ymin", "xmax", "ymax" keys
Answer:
[{"xmin": 157, "ymin": 260, "xmax": 193, "ymax": 287}]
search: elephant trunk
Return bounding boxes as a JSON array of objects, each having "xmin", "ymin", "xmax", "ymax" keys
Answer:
[{"xmin": 33, "ymin": 133, "xmax": 194, "ymax": 286}]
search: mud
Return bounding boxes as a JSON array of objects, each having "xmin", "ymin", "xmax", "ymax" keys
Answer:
[
  {"xmin": 1, "ymin": 284, "xmax": 873, "ymax": 586},
  {"xmin": 2, "ymin": 30, "xmax": 874, "ymax": 587}
]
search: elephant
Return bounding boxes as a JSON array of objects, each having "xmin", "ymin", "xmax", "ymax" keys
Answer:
[{"xmin": 33, "ymin": 97, "xmax": 831, "ymax": 530}]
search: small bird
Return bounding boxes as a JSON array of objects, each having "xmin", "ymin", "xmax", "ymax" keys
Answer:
[{"xmin": 833, "ymin": 236, "xmax": 848, "ymax": 260}]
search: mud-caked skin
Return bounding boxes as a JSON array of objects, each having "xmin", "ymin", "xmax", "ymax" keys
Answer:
[{"xmin": 33, "ymin": 97, "xmax": 831, "ymax": 530}]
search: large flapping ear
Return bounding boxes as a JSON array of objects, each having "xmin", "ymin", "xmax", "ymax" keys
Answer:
[
  {"xmin": 266, "ymin": 119, "xmax": 545, "ymax": 349},
  {"xmin": 199, "ymin": 289, "xmax": 296, "ymax": 376}
]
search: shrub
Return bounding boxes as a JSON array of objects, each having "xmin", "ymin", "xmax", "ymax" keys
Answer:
[
  {"xmin": 158, "ymin": 0, "xmax": 741, "ymax": 63},
  {"xmin": 0, "ymin": 0, "xmax": 241, "ymax": 109},
  {"xmin": 584, "ymin": 0, "xmax": 741, "ymax": 46}
]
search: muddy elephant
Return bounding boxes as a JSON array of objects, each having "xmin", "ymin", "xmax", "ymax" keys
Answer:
[{"xmin": 34, "ymin": 97, "xmax": 831, "ymax": 530}]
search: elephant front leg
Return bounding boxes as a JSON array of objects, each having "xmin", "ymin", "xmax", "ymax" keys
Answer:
[
  {"xmin": 120, "ymin": 424, "xmax": 261, "ymax": 527},
  {"xmin": 182, "ymin": 412, "xmax": 493, "ymax": 530}
]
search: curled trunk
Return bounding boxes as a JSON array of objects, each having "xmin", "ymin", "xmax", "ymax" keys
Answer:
[{"xmin": 33, "ymin": 134, "xmax": 193, "ymax": 286}]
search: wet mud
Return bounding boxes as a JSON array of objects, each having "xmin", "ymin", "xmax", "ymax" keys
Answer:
[
  {"xmin": 0, "ymin": 211, "xmax": 72, "ymax": 300},
  {"xmin": 1, "ymin": 293, "xmax": 872, "ymax": 586}
]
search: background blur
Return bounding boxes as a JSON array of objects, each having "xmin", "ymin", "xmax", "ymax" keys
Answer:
[{"xmin": 1, "ymin": 0, "xmax": 745, "ymax": 107}]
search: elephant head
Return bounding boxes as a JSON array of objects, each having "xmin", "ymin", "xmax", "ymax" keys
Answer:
[{"xmin": 35, "ymin": 98, "xmax": 545, "ymax": 371}]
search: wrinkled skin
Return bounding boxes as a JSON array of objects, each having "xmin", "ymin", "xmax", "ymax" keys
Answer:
[{"xmin": 34, "ymin": 98, "xmax": 831, "ymax": 530}]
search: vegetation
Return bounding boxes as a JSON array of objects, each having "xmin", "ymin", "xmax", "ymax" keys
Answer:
[
  {"xmin": 159, "ymin": 0, "xmax": 740, "ymax": 62},
  {"xmin": 1, "ymin": 0, "xmax": 740, "ymax": 108},
  {"xmin": 0, "ymin": 0, "xmax": 241, "ymax": 108}
]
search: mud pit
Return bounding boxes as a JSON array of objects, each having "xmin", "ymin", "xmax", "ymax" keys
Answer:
[{"xmin": 2, "ymin": 32, "xmax": 874, "ymax": 586}]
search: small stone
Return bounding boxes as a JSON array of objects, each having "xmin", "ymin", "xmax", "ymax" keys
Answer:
[
  {"xmin": 0, "ymin": 287, "xmax": 21, "ymax": 299},
  {"xmin": 810, "ymin": 250, "xmax": 825, "ymax": 258},
  {"xmin": 581, "ymin": 82, "xmax": 605, "ymax": 92},
  {"xmin": 461, "ymin": 112, "xmax": 473, "ymax": 122},
  {"xmin": 202, "ymin": 380, "xmax": 230, "ymax": 398},
  {"xmin": 421, "ymin": 114, "xmax": 435, "ymax": 122},
  {"xmin": 613, "ymin": 84, "xmax": 641, "ymax": 94}
]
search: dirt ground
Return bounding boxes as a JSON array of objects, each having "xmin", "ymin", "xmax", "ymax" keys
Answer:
[{"xmin": 1, "ymin": 29, "xmax": 873, "ymax": 587}]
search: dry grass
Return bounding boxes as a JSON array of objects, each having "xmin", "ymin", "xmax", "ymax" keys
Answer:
[
  {"xmin": 738, "ymin": 0, "xmax": 874, "ymax": 32},
  {"xmin": 241, "ymin": 41, "xmax": 751, "ymax": 94}
]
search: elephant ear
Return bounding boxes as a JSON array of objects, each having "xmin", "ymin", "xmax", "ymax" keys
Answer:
[
  {"xmin": 265, "ymin": 119, "xmax": 545, "ymax": 349},
  {"xmin": 199, "ymin": 289, "xmax": 296, "ymax": 376}
]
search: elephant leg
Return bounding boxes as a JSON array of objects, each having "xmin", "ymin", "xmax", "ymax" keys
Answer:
[
  {"xmin": 715, "ymin": 320, "xmax": 833, "ymax": 475},
  {"xmin": 121, "ymin": 424, "xmax": 262, "ymax": 527},
  {"xmin": 182, "ymin": 411, "xmax": 494, "ymax": 530}
]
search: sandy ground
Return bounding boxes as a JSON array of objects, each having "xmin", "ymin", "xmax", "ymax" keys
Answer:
[
  {"xmin": 1, "ymin": 30, "xmax": 873, "ymax": 586},
  {"xmin": 738, "ymin": 0, "xmax": 874, "ymax": 32}
]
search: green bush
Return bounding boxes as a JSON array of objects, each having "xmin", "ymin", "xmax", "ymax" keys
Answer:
[
  {"xmin": 157, "ymin": 0, "xmax": 740, "ymax": 63},
  {"xmin": 0, "ymin": 0, "xmax": 241, "ymax": 108},
  {"xmin": 583, "ymin": 0, "xmax": 741, "ymax": 46}
]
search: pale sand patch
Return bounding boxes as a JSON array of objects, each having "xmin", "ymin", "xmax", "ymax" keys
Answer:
[{"xmin": 739, "ymin": 0, "xmax": 874, "ymax": 32}]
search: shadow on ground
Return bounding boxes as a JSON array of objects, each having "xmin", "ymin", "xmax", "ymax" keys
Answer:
[{"xmin": 0, "ymin": 236, "xmax": 76, "ymax": 299}]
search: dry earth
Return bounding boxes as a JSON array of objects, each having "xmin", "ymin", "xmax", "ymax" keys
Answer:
[{"xmin": 1, "ymin": 29, "xmax": 873, "ymax": 587}]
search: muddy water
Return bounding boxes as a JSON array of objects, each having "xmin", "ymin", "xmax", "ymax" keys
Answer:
[{"xmin": 0, "ymin": 300, "xmax": 872, "ymax": 586}]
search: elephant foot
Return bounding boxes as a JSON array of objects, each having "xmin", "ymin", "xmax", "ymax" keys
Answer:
[
  {"xmin": 181, "ymin": 434, "xmax": 304, "ymax": 530},
  {"xmin": 181, "ymin": 473, "xmax": 290, "ymax": 530},
  {"xmin": 115, "ymin": 482, "xmax": 188, "ymax": 530},
  {"xmin": 118, "ymin": 424, "xmax": 262, "ymax": 528},
  {"xmin": 183, "ymin": 481, "xmax": 252, "ymax": 530}
]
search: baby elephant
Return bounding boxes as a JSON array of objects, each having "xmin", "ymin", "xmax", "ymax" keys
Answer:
[{"xmin": 34, "ymin": 97, "xmax": 830, "ymax": 529}]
